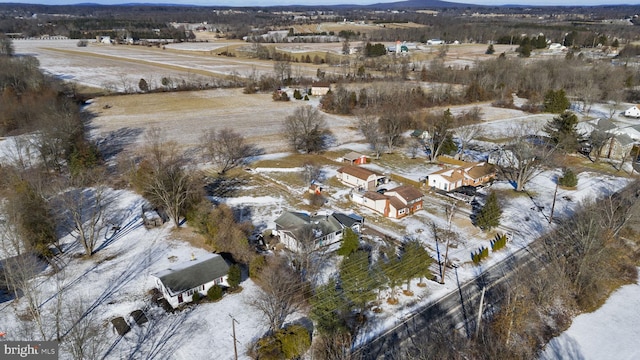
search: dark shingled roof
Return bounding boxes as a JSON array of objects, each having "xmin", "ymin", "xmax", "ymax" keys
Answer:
[
  {"xmin": 153, "ymin": 253, "xmax": 229, "ymax": 296},
  {"xmin": 332, "ymin": 213, "xmax": 364, "ymax": 228}
]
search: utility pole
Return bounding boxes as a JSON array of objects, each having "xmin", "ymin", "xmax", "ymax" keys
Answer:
[
  {"xmin": 549, "ymin": 181, "xmax": 559, "ymax": 224},
  {"xmin": 475, "ymin": 286, "xmax": 486, "ymax": 337},
  {"xmin": 230, "ymin": 314, "xmax": 239, "ymax": 360}
]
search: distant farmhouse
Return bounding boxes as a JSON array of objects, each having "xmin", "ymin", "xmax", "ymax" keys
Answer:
[{"xmin": 151, "ymin": 253, "xmax": 230, "ymax": 308}]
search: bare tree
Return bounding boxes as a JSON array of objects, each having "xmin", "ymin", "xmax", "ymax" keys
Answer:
[
  {"xmin": 199, "ymin": 128, "xmax": 258, "ymax": 174},
  {"xmin": 274, "ymin": 60, "xmax": 291, "ymax": 85},
  {"xmin": 283, "ymin": 105, "xmax": 332, "ymax": 154},
  {"xmin": 57, "ymin": 184, "xmax": 113, "ymax": 257},
  {"xmin": 62, "ymin": 298, "xmax": 110, "ymax": 360},
  {"xmin": 454, "ymin": 123, "xmax": 483, "ymax": 158},
  {"xmin": 378, "ymin": 107, "xmax": 411, "ymax": 153},
  {"xmin": 422, "ymin": 109, "xmax": 455, "ymax": 161},
  {"xmin": 500, "ymin": 124, "xmax": 555, "ymax": 192},
  {"xmin": 249, "ymin": 257, "xmax": 307, "ymax": 333},
  {"xmin": 138, "ymin": 128, "xmax": 200, "ymax": 228},
  {"xmin": 356, "ymin": 110, "xmax": 385, "ymax": 159}
]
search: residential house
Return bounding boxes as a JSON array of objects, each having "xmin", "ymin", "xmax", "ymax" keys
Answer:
[
  {"xmin": 342, "ymin": 151, "xmax": 368, "ymax": 165},
  {"xmin": 410, "ymin": 129, "xmax": 431, "ymax": 141},
  {"xmin": 337, "ymin": 165, "xmax": 387, "ymax": 191},
  {"xmin": 274, "ymin": 211, "xmax": 344, "ymax": 252},
  {"xmin": 151, "ymin": 253, "xmax": 230, "ymax": 308},
  {"xmin": 624, "ymin": 105, "xmax": 640, "ymax": 118},
  {"xmin": 597, "ymin": 133, "xmax": 636, "ymax": 161},
  {"xmin": 352, "ymin": 185, "xmax": 424, "ymax": 219},
  {"xmin": 427, "ymin": 162, "xmax": 495, "ymax": 192},
  {"xmin": 311, "ymin": 82, "xmax": 331, "ymax": 96}
]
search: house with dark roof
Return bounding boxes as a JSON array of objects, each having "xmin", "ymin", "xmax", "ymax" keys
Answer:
[
  {"xmin": 311, "ymin": 82, "xmax": 332, "ymax": 96},
  {"xmin": 273, "ymin": 211, "xmax": 364, "ymax": 252},
  {"xmin": 337, "ymin": 165, "xmax": 387, "ymax": 191},
  {"xmin": 151, "ymin": 253, "xmax": 230, "ymax": 308}
]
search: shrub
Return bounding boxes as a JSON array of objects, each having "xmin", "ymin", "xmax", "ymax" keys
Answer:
[
  {"xmin": 192, "ymin": 292, "xmax": 201, "ymax": 302},
  {"xmin": 476, "ymin": 191, "xmax": 502, "ymax": 231},
  {"xmin": 207, "ymin": 285, "xmax": 223, "ymax": 301},
  {"xmin": 471, "ymin": 246, "xmax": 489, "ymax": 264},
  {"xmin": 276, "ymin": 324, "xmax": 311, "ymax": 359},
  {"xmin": 250, "ymin": 255, "xmax": 266, "ymax": 279},
  {"xmin": 255, "ymin": 325, "xmax": 311, "ymax": 360},
  {"xmin": 558, "ymin": 168, "xmax": 578, "ymax": 188},
  {"xmin": 491, "ymin": 233, "xmax": 508, "ymax": 252}
]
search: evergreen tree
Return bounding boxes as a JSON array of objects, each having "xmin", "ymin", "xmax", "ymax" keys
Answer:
[
  {"xmin": 310, "ymin": 279, "xmax": 348, "ymax": 335},
  {"xmin": 138, "ymin": 78, "xmax": 149, "ymax": 92},
  {"xmin": 476, "ymin": 191, "xmax": 502, "ymax": 231},
  {"xmin": 381, "ymin": 247, "xmax": 403, "ymax": 302},
  {"xmin": 227, "ymin": 264, "xmax": 241, "ymax": 290},
  {"xmin": 399, "ymin": 240, "xmax": 432, "ymax": 291},
  {"xmin": 544, "ymin": 111, "xmax": 580, "ymax": 152},
  {"xmin": 337, "ymin": 228, "xmax": 359, "ymax": 257},
  {"xmin": 558, "ymin": 168, "xmax": 578, "ymax": 187},
  {"xmin": 485, "ymin": 44, "xmax": 495, "ymax": 54},
  {"xmin": 543, "ymin": 89, "xmax": 571, "ymax": 113},
  {"xmin": 340, "ymin": 250, "xmax": 376, "ymax": 311}
]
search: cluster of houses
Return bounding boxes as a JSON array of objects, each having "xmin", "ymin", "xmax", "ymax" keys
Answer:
[{"xmin": 578, "ymin": 118, "xmax": 640, "ymax": 161}]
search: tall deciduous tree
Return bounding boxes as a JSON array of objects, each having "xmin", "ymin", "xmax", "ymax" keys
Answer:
[
  {"xmin": 357, "ymin": 110, "xmax": 385, "ymax": 159},
  {"xmin": 500, "ymin": 124, "xmax": 556, "ymax": 192},
  {"xmin": 199, "ymin": 128, "xmax": 258, "ymax": 174},
  {"xmin": 0, "ymin": 35, "xmax": 13, "ymax": 56},
  {"xmin": 422, "ymin": 109, "xmax": 455, "ymax": 161},
  {"xmin": 283, "ymin": 105, "xmax": 332, "ymax": 153},
  {"xmin": 136, "ymin": 128, "xmax": 199, "ymax": 228},
  {"xmin": 249, "ymin": 257, "xmax": 307, "ymax": 333}
]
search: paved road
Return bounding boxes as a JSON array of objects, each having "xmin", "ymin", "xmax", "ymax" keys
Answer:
[{"xmin": 353, "ymin": 242, "xmax": 539, "ymax": 359}]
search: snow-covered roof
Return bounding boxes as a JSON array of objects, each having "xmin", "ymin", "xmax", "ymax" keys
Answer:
[{"xmin": 152, "ymin": 253, "xmax": 229, "ymax": 296}]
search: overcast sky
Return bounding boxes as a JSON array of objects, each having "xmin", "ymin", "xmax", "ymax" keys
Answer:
[{"xmin": 3, "ymin": 0, "xmax": 639, "ymax": 6}]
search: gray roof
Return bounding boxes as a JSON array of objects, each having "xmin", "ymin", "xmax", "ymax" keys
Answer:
[
  {"xmin": 332, "ymin": 213, "xmax": 364, "ymax": 228},
  {"xmin": 616, "ymin": 133, "xmax": 635, "ymax": 147},
  {"xmin": 594, "ymin": 118, "xmax": 618, "ymax": 132},
  {"xmin": 153, "ymin": 253, "xmax": 229, "ymax": 296},
  {"xmin": 275, "ymin": 211, "xmax": 344, "ymax": 240}
]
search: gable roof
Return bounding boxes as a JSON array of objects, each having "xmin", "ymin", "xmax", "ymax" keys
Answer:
[
  {"xmin": 153, "ymin": 253, "xmax": 229, "ymax": 296},
  {"xmin": 332, "ymin": 213, "xmax": 364, "ymax": 228},
  {"xmin": 593, "ymin": 118, "xmax": 618, "ymax": 132},
  {"xmin": 466, "ymin": 163, "xmax": 495, "ymax": 179},
  {"xmin": 343, "ymin": 151, "xmax": 366, "ymax": 162},
  {"xmin": 275, "ymin": 211, "xmax": 344, "ymax": 240},
  {"xmin": 386, "ymin": 185, "xmax": 423, "ymax": 201},
  {"xmin": 337, "ymin": 165, "xmax": 382, "ymax": 180}
]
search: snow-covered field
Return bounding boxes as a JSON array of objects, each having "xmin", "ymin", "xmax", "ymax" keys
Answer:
[
  {"xmin": 1, "ymin": 40, "xmax": 639, "ymax": 359},
  {"xmin": 540, "ymin": 269, "xmax": 640, "ymax": 360}
]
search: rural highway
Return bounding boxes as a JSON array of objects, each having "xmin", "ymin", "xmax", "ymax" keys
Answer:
[{"xmin": 352, "ymin": 242, "xmax": 540, "ymax": 359}]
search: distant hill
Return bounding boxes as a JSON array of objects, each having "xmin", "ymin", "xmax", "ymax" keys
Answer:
[{"xmin": 367, "ymin": 0, "xmax": 477, "ymax": 9}]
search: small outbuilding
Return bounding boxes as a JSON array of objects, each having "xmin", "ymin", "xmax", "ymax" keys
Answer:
[{"xmin": 624, "ymin": 105, "xmax": 640, "ymax": 118}]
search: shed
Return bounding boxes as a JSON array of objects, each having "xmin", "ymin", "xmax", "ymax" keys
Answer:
[{"xmin": 343, "ymin": 151, "xmax": 368, "ymax": 165}]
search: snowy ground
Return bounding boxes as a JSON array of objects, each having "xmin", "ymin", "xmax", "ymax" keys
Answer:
[
  {"xmin": 540, "ymin": 269, "xmax": 640, "ymax": 360},
  {"xmin": 2, "ymin": 40, "xmax": 639, "ymax": 359}
]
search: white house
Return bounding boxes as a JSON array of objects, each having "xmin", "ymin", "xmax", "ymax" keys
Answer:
[
  {"xmin": 427, "ymin": 39, "xmax": 444, "ymax": 45},
  {"xmin": 311, "ymin": 82, "xmax": 331, "ymax": 96},
  {"xmin": 351, "ymin": 185, "xmax": 424, "ymax": 219},
  {"xmin": 427, "ymin": 162, "xmax": 495, "ymax": 191},
  {"xmin": 274, "ymin": 211, "xmax": 362, "ymax": 252},
  {"xmin": 337, "ymin": 165, "xmax": 387, "ymax": 191},
  {"xmin": 151, "ymin": 253, "xmax": 230, "ymax": 308},
  {"xmin": 624, "ymin": 105, "xmax": 640, "ymax": 118}
]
